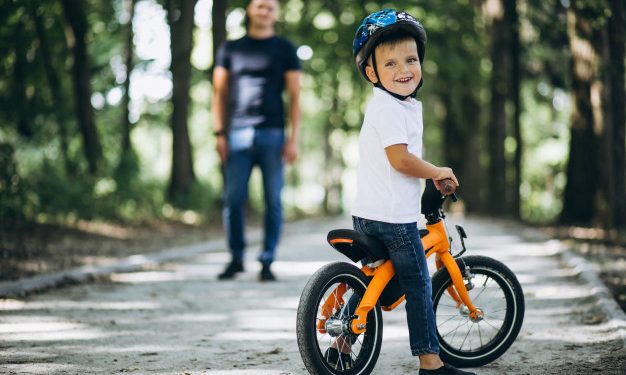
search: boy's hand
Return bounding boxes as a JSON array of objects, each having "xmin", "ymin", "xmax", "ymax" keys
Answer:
[
  {"xmin": 433, "ymin": 167, "xmax": 459, "ymax": 191},
  {"xmin": 437, "ymin": 179, "xmax": 457, "ymax": 195}
]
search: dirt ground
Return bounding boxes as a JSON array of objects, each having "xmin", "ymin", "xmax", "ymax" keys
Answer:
[
  {"xmin": 0, "ymin": 219, "xmax": 223, "ymax": 282},
  {"xmin": 2, "ymin": 218, "xmax": 626, "ymax": 319},
  {"xmin": 1, "ymin": 216, "xmax": 625, "ymax": 375},
  {"xmin": 543, "ymin": 227, "xmax": 626, "ymax": 314},
  {"xmin": 572, "ymin": 242, "xmax": 626, "ymax": 313}
]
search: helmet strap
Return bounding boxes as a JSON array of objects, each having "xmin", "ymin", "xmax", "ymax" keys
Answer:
[{"xmin": 371, "ymin": 48, "xmax": 421, "ymax": 101}]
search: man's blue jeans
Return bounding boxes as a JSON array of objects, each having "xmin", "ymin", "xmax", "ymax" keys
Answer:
[
  {"xmin": 223, "ymin": 127, "xmax": 284, "ymax": 265},
  {"xmin": 352, "ymin": 216, "xmax": 440, "ymax": 356}
]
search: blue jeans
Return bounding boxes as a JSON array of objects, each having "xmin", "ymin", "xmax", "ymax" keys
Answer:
[
  {"xmin": 352, "ymin": 216, "xmax": 440, "ymax": 356},
  {"xmin": 223, "ymin": 127, "xmax": 285, "ymax": 265}
]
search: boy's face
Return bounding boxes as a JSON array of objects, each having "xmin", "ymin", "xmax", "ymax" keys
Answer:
[{"xmin": 365, "ymin": 39, "xmax": 422, "ymax": 97}]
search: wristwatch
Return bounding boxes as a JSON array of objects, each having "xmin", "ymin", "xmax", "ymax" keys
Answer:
[{"xmin": 213, "ymin": 130, "xmax": 225, "ymax": 137}]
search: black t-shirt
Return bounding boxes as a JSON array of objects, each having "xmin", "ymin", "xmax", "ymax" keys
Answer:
[{"xmin": 216, "ymin": 35, "xmax": 301, "ymax": 130}]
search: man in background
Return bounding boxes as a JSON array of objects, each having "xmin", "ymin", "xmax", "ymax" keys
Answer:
[{"xmin": 212, "ymin": 0, "xmax": 301, "ymax": 281}]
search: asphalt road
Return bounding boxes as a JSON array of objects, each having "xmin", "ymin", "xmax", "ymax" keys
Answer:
[{"xmin": 1, "ymin": 216, "xmax": 625, "ymax": 374}]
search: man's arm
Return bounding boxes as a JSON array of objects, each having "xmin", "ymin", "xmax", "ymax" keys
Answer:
[
  {"xmin": 283, "ymin": 70, "xmax": 301, "ymax": 164},
  {"xmin": 212, "ymin": 66, "xmax": 229, "ymax": 164},
  {"xmin": 385, "ymin": 144, "xmax": 459, "ymax": 187}
]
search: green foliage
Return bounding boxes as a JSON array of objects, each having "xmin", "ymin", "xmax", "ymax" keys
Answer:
[
  {"xmin": 519, "ymin": 83, "xmax": 569, "ymax": 223},
  {"xmin": 167, "ymin": 178, "xmax": 217, "ymax": 213},
  {"xmin": 0, "ymin": 0, "xmax": 621, "ymax": 227},
  {"xmin": 25, "ymin": 160, "xmax": 165, "ymax": 223}
]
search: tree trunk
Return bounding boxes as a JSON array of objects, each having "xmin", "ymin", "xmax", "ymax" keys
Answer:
[
  {"xmin": 459, "ymin": 93, "xmax": 485, "ymax": 213},
  {"xmin": 560, "ymin": 5, "xmax": 602, "ymax": 225},
  {"xmin": 607, "ymin": 0, "xmax": 625, "ymax": 228},
  {"xmin": 442, "ymin": 92, "xmax": 485, "ymax": 212},
  {"xmin": 506, "ymin": 0, "xmax": 522, "ymax": 218},
  {"xmin": 30, "ymin": 0, "xmax": 72, "ymax": 173},
  {"xmin": 486, "ymin": 0, "xmax": 509, "ymax": 215},
  {"xmin": 322, "ymin": 2, "xmax": 344, "ymax": 215},
  {"xmin": 322, "ymin": 85, "xmax": 343, "ymax": 216},
  {"xmin": 167, "ymin": 0, "xmax": 197, "ymax": 200},
  {"xmin": 442, "ymin": 94, "xmax": 462, "ymax": 179},
  {"xmin": 61, "ymin": 0, "xmax": 102, "ymax": 175},
  {"xmin": 115, "ymin": 0, "xmax": 139, "ymax": 184},
  {"xmin": 13, "ymin": 18, "xmax": 32, "ymax": 138},
  {"xmin": 121, "ymin": 0, "xmax": 135, "ymax": 155}
]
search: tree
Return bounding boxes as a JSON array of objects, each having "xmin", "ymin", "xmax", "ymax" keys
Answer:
[
  {"xmin": 121, "ymin": 0, "xmax": 136, "ymax": 157},
  {"xmin": 61, "ymin": 0, "xmax": 102, "ymax": 175},
  {"xmin": 605, "ymin": 0, "xmax": 625, "ymax": 228},
  {"xmin": 116, "ymin": 0, "xmax": 140, "ymax": 184},
  {"xmin": 485, "ymin": 0, "xmax": 511, "ymax": 215},
  {"xmin": 507, "ymin": 0, "xmax": 522, "ymax": 218},
  {"xmin": 29, "ymin": 0, "xmax": 72, "ymax": 173},
  {"xmin": 562, "ymin": 0, "xmax": 625, "ymax": 229},
  {"xmin": 560, "ymin": 1, "xmax": 604, "ymax": 225},
  {"xmin": 12, "ymin": 13, "xmax": 31, "ymax": 138},
  {"xmin": 167, "ymin": 0, "xmax": 197, "ymax": 201},
  {"xmin": 427, "ymin": 0, "xmax": 488, "ymax": 213}
]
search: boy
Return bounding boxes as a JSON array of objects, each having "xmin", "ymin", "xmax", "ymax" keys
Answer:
[{"xmin": 345, "ymin": 9, "xmax": 474, "ymax": 375}]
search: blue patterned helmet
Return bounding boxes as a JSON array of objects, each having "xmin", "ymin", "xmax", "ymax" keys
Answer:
[{"xmin": 353, "ymin": 9, "xmax": 427, "ymax": 81}]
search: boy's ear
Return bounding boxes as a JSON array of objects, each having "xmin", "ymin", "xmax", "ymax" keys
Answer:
[{"xmin": 365, "ymin": 64, "xmax": 378, "ymax": 84}]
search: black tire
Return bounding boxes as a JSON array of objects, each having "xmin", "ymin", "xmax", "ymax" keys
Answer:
[
  {"xmin": 431, "ymin": 255, "xmax": 525, "ymax": 368},
  {"xmin": 297, "ymin": 262, "xmax": 383, "ymax": 375}
]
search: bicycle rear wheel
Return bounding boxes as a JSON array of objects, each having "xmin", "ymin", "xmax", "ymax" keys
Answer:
[
  {"xmin": 297, "ymin": 262, "xmax": 383, "ymax": 375},
  {"xmin": 431, "ymin": 255, "xmax": 525, "ymax": 367}
]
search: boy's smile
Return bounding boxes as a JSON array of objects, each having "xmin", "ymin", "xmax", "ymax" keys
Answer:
[{"xmin": 365, "ymin": 39, "xmax": 422, "ymax": 98}]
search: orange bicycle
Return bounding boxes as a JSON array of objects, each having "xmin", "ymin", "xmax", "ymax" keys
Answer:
[{"xmin": 296, "ymin": 180, "xmax": 525, "ymax": 374}]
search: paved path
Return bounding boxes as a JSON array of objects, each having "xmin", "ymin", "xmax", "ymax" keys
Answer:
[{"xmin": 1, "ymin": 216, "xmax": 625, "ymax": 374}]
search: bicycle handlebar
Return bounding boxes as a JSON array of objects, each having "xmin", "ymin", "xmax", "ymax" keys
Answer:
[{"xmin": 422, "ymin": 179, "xmax": 457, "ymax": 220}]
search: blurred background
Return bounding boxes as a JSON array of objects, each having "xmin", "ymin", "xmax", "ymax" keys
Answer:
[{"xmin": 0, "ymin": 0, "xmax": 624, "ymax": 230}]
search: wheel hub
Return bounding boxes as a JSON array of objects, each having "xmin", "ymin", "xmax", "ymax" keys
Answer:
[
  {"xmin": 459, "ymin": 306, "xmax": 484, "ymax": 322},
  {"xmin": 325, "ymin": 317, "xmax": 351, "ymax": 337}
]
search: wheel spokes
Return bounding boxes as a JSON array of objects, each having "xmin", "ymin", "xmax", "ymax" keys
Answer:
[
  {"xmin": 316, "ymin": 281, "xmax": 368, "ymax": 371},
  {"xmin": 436, "ymin": 270, "xmax": 509, "ymax": 353}
]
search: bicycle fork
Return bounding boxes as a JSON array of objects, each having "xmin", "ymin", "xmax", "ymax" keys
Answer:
[
  {"xmin": 424, "ymin": 219, "xmax": 483, "ymax": 323},
  {"xmin": 435, "ymin": 251, "xmax": 484, "ymax": 322}
]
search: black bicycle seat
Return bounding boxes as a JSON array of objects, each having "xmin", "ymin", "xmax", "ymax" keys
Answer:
[{"xmin": 327, "ymin": 229, "xmax": 389, "ymax": 264}]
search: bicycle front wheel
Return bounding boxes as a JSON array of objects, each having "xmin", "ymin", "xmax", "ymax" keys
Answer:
[
  {"xmin": 297, "ymin": 262, "xmax": 383, "ymax": 375},
  {"xmin": 431, "ymin": 255, "xmax": 525, "ymax": 367}
]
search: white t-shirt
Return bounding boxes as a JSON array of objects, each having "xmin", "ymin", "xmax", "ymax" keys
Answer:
[{"xmin": 351, "ymin": 87, "xmax": 423, "ymax": 224}]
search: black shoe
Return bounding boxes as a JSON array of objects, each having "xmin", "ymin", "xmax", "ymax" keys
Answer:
[
  {"xmin": 259, "ymin": 263, "xmax": 276, "ymax": 281},
  {"xmin": 217, "ymin": 259, "xmax": 244, "ymax": 280},
  {"xmin": 420, "ymin": 363, "xmax": 476, "ymax": 375},
  {"xmin": 324, "ymin": 347, "xmax": 353, "ymax": 370}
]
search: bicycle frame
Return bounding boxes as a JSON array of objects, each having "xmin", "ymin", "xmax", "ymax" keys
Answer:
[{"xmin": 320, "ymin": 217, "xmax": 482, "ymax": 336}]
